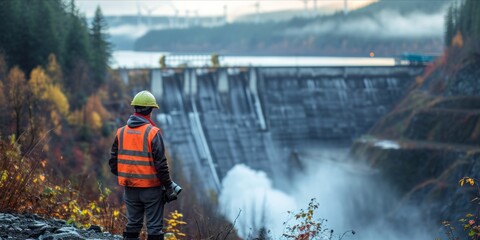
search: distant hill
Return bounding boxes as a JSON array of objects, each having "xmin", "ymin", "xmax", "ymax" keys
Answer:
[
  {"xmin": 104, "ymin": 15, "xmax": 225, "ymax": 50},
  {"xmin": 133, "ymin": 0, "xmax": 453, "ymax": 56},
  {"xmin": 233, "ymin": 8, "xmax": 335, "ymax": 23},
  {"xmin": 364, "ymin": 0, "xmax": 451, "ymax": 14}
]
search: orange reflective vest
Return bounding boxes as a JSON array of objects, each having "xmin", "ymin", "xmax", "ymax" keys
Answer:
[{"xmin": 116, "ymin": 124, "xmax": 162, "ymax": 187}]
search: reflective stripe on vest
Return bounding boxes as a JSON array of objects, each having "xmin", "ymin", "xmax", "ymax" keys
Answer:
[{"xmin": 116, "ymin": 124, "xmax": 162, "ymax": 187}]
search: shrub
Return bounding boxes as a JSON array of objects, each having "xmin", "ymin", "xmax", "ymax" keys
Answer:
[
  {"xmin": 0, "ymin": 135, "xmax": 126, "ymax": 234},
  {"xmin": 283, "ymin": 198, "xmax": 355, "ymax": 240},
  {"xmin": 443, "ymin": 177, "xmax": 480, "ymax": 240}
]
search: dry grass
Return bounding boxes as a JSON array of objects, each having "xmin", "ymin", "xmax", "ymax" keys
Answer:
[{"xmin": 0, "ymin": 135, "xmax": 126, "ymax": 234}]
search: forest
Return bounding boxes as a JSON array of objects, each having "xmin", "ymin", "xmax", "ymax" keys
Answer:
[
  {"xmin": 0, "ymin": 0, "xmax": 135, "ymax": 234},
  {"xmin": 0, "ymin": 0, "xmax": 113, "ymax": 181},
  {"xmin": 0, "ymin": 0, "xmax": 479, "ymax": 238},
  {"xmin": 0, "ymin": 0, "xmax": 238, "ymax": 237}
]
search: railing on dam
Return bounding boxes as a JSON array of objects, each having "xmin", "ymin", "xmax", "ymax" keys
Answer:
[{"xmin": 117, "ymin": 66, "xmax": 424, "ymax": 193}]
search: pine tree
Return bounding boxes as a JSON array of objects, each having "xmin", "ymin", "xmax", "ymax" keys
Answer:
[
  {"xmin": 472, "ymin": 0, "xmax": 480, "ymax": 41},
  {"xmin": 459, "ymin": 0, "xmax": 476, "ymax": 40},
  {"xmin": 445, "ymin": 5, "xmax": 455, "ymax": 46},
  {"xmin": 63, "ymin": 0, "xmax": 93, "ymax": 106},
  {"xmin": 0, "ymin": 1, "xmax": 27, "ymax": 71},
  {"xmin": 89, "ymin": 6, "xmax": 111, "ymax": 88},
  {"xmin": 64, "ymin": 2, "xmax": 91, "ymax": 71},
  {"xmin": 445, "ymin": 0, "xmax": 480, "ymax": 49}
]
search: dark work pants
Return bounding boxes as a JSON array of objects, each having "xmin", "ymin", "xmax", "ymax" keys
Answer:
[{"xmin": 124, "ymin": 186, "xmax": 165, "ymax": 235}]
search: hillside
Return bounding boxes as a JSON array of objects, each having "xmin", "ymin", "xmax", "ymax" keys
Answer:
[
  {"xmin": 134, "ymin": 0, "xmax": 452, "ymax": 56},
  {"xmin": 350, "ymin": 0, "xmax": 480, "ymax": 237}
]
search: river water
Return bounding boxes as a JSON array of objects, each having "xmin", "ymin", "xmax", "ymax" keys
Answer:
[{"xmin": 112, "ymin": 50, "xmax": 397, "ymax": 68}]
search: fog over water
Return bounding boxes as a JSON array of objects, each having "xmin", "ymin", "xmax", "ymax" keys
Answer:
[
  {"xmin": 285, "ymin": 8, "xmax": 447, "ymax": 39},
  {"xmin": 219, "ymin": 146, "xmax": 439, "ymax": 240}
]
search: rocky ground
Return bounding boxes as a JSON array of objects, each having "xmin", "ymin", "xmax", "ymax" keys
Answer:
[{"xmin": 0, "ymin": 213, "xmax": 121, "ymax": 240}]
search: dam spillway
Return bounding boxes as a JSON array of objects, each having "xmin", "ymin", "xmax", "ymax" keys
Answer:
[{"xmin": 118, "ymin": 66, "xmax": 424, "ymax": 192}]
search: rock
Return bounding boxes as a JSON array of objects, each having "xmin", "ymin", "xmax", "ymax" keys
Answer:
[
  {"xmin": 40, "ymin": 231, "xmax": 84, "ymax": 240},
  {"xmin": 0, "ymin": 213, "xmax": 121, "ymax": 239},
  {"xmin": 28, "ymin": 225, "xmax": 48, "ymax": 238},
  {"xmin": 44, "ymin": 226, "xmax": 58, "ymax": 233},
  {"xmin": 5, "ymin": 214, "xmax": 19, "ymax": 222},
  {"xmin": 87, "ymin": 225, "xmax": 102, "ymax": 233},
  {"xmin": 29, "ymin": 221, "xmax": 48, "ymax": 230},
  {"xmin": 52, "ymin": 219, "xmax": 66, "ymax": 225},
  {"xmin": 54, "ymin": 232, "xmax": 84, "ymax": 240},
  {"xmin": 55, "ymin": 226, "xmax": 78, "ymax": 234}
]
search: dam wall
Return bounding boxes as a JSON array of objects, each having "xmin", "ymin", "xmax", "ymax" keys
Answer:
[{"xmin": 119, "ymin": 66, "xmax": 424, "ymax": 192}]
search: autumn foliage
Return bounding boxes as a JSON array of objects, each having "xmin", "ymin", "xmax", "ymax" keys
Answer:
[
  {"xmin": 0, "ymin": 136, "xmax": 125, "ymax": 233},
  {"xmin": 442, "ymin": 177, "xmax": 480, "ymax": 240},
  {"xmin": 0, "ymin": 48, "xmax": 124, "ymax": 233},
  {"xmin": 0, "ymin": 51, "xmax": 128, "ymax": 234}
]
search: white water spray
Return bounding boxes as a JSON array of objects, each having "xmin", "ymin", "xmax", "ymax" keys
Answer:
[
  {"xmin": 219, "ymin": 148, "xmax": 438, "ymax": 239},
  {"xmin": 219, "ymin": 164, "xmax": 296, "ymax": 238}
]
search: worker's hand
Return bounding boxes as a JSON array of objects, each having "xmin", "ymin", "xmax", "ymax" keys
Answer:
[{"xmin": 165, "ymin": 186, "xmax": 178, "ymax": 203}]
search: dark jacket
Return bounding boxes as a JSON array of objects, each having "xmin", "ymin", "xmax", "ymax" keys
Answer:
[{"xmin": 109, "ymin": 115, "xmax": 172, "ymax": 187}]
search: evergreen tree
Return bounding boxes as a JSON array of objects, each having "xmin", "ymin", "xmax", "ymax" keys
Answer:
[
  {"xmin": 472, "ymin": 0, "xmax": 480, "ymax": 41},
  {"xmin": 64, "ymin": 1, "xmax": 91, "ymax": 72},
  {"xmin": 0, "ymin": 1, "xmax": 27, "ymax": 71},
  {"xmin": 445, "ymin": 0, "xmax": 480, "ymax": 49},
  {"xmin": 0, "ymin": 1, "xmax": 67, "ymax": 74},
  {"xmin": 0, "ymin": 0, "xmax": 99, "ymax": 78},
  {"xmin": 63, "ymin": 1, "xmax": 93, "ymax": 107},
  {"xmin": 89, "ymin": 6, "xmax": 111, "ymax": 88},
  {"xmin": 445, "ymin": 5, "xmax": 455, "ymax": 46}
]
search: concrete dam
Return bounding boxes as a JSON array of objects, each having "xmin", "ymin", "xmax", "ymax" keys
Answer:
[{"xmin": 119, "ymin": 66, "xmax": 424, "ymax": 193}]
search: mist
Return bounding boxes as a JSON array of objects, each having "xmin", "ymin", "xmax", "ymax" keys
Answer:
[
  {"xmin": 109, "ymin": 24, "xmax": 173, "ymax": 40},
  {"xmin": 219, "ymin": 164, "xmax": 296, "ymax": 238},
  {"xmin": 285, "ymin": 9, "xmax": 446, "ymax": 39},
  {"xmin": 219, "ymin": 147, "xmax": 440, "ymax": 239}
]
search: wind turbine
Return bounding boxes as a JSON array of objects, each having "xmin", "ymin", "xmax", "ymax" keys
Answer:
[
  {"xmin": 136, "ymin": 2, "xmax": 143, "ymax": 26},
  {"xmin": 142, "ymin": 0, "xmax": 179, "ymax": 29},
  {"xmin": 185, "ymin": 9, "xmax": 190, "ymax": 27},
  {"xmin": 299, "ymin": 0, "xmax": 309, "ymax": 18},
  {"xmin": 165, "ymin": 1, "xmax": 180, "ymax": 28},
  {"xmin": 230, "ymin": 1, "xmax": 260, "ymax": 23},
  {"xmin": 343, "ymin": 0, "xmax": 349, "ymax": 15},
  {"xmin": 223, "ymin": 5, "xmax": 228, "ymax": 24},
  {"xmin": 254, "ymin": 1, "xmax": 260, "ymax": 24},
  {"xmin": 193, "ymin": 10, "xmax": 199, "ymax": 26},
  {"xmin": 142, "ymin": 4, "xmax": 161, "ymax": 27}
]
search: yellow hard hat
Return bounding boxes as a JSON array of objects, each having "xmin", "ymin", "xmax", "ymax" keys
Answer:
[{"xmin": 131, "ymin": 90, "xmax": 159, "ymax": 108}]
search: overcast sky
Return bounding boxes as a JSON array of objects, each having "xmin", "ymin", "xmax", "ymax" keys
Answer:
[{"xmin": 76, "ymin": 0, "xmax": 375, "ymax": 20}]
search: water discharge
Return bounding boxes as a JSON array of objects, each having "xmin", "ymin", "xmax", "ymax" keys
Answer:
[
  {"xmin": 219, "ymin": 146, "xmax": 437, "ymax": 239},
  {"xmin": 219, "ymin": 164, "xmax": 296, "ymax": 238}
]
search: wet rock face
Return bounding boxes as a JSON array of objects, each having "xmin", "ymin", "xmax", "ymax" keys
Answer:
[
  {"xmin": 0, "ymin": 213, "xmax": 121, "ymax": 240},
  {"xmin": 446, "ymin": 58, "xmax": 480, "ymax": 96},
  {"xmin": 351, "ymin": 139, "xmax": 480, "ymax": 224}
]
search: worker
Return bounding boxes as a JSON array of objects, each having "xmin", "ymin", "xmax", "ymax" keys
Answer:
[{"xmin": 109, "ymin": 90, "xmax": 179, "ymax": 240}]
